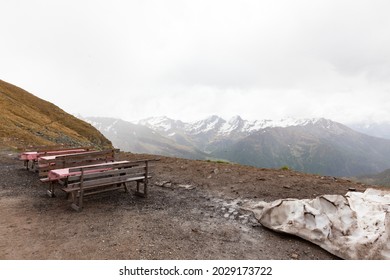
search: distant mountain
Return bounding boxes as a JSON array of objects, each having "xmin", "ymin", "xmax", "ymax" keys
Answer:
[
  {"xmin": 87, "ymin": 115, "xmax": 390, "ymax": 177},
  {"xmin": 212, "ymin": 118, "xmax": 390, "ymax": 177},
  {"xmin": 355, "ymin": 169, "xmax": 390, "ymax": 187},
  {"xmin": 139, "ymin": 115, "xmax": 323, "ymax": 152},
  {"xmin": 0, "ymin": 79, "xmax": 112, "ymax": 149},
  {"xmin": 84, "ymin": 117, "xmax": 207, "ymax": 159},
  {"xmin": 347, "ymin": 122, "xmax": 390, "ymax": 140}
]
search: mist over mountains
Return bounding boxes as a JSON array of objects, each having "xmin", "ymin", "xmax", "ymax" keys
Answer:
[
  {"xmin": 348, "ymin": 122, "xmax": 390, "ymax": 140},
  {"xmin": 84, "ymin": 115, "xmax": 390, "ymax": 177}
]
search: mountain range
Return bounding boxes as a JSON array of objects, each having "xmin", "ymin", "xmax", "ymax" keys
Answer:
[{"xmin": 83, "ymin": 115, "xmax": 390, "ymax": 177}]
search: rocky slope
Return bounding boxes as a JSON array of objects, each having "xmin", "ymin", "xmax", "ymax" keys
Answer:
[{"xmin": 0, "ymin": 79, "xmax": 112, "ymax": 149}]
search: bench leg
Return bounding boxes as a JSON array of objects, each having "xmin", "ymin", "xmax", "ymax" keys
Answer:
[
  {"xmin": 124, "ymin": 182, "xmax": 129, "ymax": 193},
  {"xmin": 31, "ymin": 160, "xmax": 36, "ymax": 172},
  {"xmin": 46, "ymin": 181, "xmax": 56, "ymax": 198},
  {"xmin": 24, "ymin": 160, "xmax": 28, "ymax": 170},
  {"xmin": 70, "ymin": 191, "xmax": 83, "ymax": 212},
  {"xmin": 134, "ymin": 180, "xmax": 147, "ymax": 198}
]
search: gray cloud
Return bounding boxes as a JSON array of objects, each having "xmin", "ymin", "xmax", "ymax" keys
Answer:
[{"xmin": 1, "ymin": 0, "xmax": 390, "ymax": 123}]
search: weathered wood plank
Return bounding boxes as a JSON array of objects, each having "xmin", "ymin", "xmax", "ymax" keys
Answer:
[{"xmin": 64, "ymin": 176, "xmax": 149, "ymax": 192}]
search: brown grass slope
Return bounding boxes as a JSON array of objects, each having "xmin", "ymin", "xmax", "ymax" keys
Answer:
[{"xmin": 0, "ymin": 79, "xmax": 112, "ymax": 149}]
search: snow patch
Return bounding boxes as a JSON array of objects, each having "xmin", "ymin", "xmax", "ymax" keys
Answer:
[{"xmin": 244, "ymin": 188, "xmax": 390, "ymax": 260}]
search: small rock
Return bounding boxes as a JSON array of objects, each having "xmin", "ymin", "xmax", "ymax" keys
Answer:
[
  {"xmin": 348, "ymin": 187, "xmax": 356, "ymax": 192},
  {"xmin": 224, "ymin": 213, "xmax": 230, "ymax": 218},
  {"xmin": 213, "ymin": 168, "xmax": 219, "ymax": 174},
  {"xmin": 155, "ymin": 181, "xmax": 171, "ymax": 187},
  {"xmin": 283, "ymin": 185, "xmax": 291, "ymax": 189},
  {"xmin": 177, "ymin": 184, "xmax": 195, "ymax": 190},
  {"xmin": 278, "ymin": 175, "xmax": 285, "ymax": 178},
  {"xmin": 291, "ymin": 253, "xmax": 299, "ymax": 259}
]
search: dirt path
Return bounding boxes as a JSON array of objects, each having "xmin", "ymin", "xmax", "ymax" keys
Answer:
[{"xmin": 1, "ymin": 150, "xmax": 378, "ymax": 260}]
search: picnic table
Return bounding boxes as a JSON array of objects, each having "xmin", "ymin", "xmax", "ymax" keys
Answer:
[
  {"xmin": 48, "ymin": 160, "xmax": 131, "ymax": 181},
  {"xmin": 19, "ymin": 147, "xmax": 92, "ymax": 171},
  {"xmin": 37, "ymin": 149, "xmax": 116, "ymax": 177},
  {"xmin": 43, "ymin": 160, "xmax": 130, "ymax": 197},
  {"xmin": 42, "ymin": 159, "xmax": 159, "ymax": 211}
]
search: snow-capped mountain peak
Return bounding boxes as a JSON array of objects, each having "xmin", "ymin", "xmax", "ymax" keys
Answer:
[
  {"xmin": 136, "ymin": 115, "xmax": 341, "ymax": 138},
  {"xmin": 138, "ymin": 116, "xmax": 184, "ymax": 132},
  {"xmin": 187, "ymin": 115, "xmax": 225, "ymax": 134}
]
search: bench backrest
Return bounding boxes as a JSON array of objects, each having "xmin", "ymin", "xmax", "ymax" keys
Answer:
[
  {"xmin": 38, "ymin": 149, "xmax": 116, "ymax": 177},
  {"xmin": 66, "ymin": 160, "xmax": 156, "ymax": 189},
  {"xmin": 20, "ymin": 145, "xmax": 93, "ymax": 153},
  {"xmin": 41, "ymin": 146, "xmax": 93, "ymax": 154}
]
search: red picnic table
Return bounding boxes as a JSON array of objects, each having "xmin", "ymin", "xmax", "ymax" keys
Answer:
[
  {"xmin": 38, "ymin": 150, "xmax": 102, "ymax": 162},
  {"xmin": 43, "ymin": 160, "xmax": 130, "ymax": 197},
  {"xmin": 20, "ymin": 148, "xmax": 91, "ymax": 170}
]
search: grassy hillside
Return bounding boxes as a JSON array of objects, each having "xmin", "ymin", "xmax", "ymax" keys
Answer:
[
  {"xmin": 0, "ymin": 79, "xmax": 112, "ymax": 149},
  {"xmin": 356, "ymin": 169, "xmax": 390, "ymax": 187}
]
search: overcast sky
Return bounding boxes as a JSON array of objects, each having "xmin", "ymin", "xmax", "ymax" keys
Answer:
[{"xmin": 1, "ymin": 0, "xmax": 390, "ymax": 123}]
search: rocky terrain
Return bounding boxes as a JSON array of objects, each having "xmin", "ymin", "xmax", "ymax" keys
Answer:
[{"xmin": 1, "ymin": 148, "xmax": 384, "ymax": 260}]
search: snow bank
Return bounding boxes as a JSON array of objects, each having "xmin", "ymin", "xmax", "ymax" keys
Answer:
[{"xmin": 245, "ymin": 189, "xmax": 390, "ymax": 259}]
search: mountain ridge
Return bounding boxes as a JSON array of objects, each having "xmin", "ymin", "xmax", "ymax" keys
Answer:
[
  {"xmin": 0, "ymin": 79, "xmax": 112, "ymax": 149},
  {"xmin": 84, "ymin": 115, "xmax": 390, "ymax": 177}
]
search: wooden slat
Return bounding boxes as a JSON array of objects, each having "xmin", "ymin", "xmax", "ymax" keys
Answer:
[
  {"xmin": 63, "ymin": 176, "xmax": 150, "ymax": 193},
  {"xmin": 67, "ymin": 169, "xmax": 146, "ymax": 183},
  {"xmin": 67, "ymin": 174, "xmax": 146, "ymax": 190},
  {"xmin": 38, "ymin": 149, "xmax": 116, "ymax": 177},
  {"xmin": 54, "ymin": 149, "xmax": 115, "ymax": 161},
  {"xmin": 68, "ymin": 161, "xmax": 140, "ymax": 173}
]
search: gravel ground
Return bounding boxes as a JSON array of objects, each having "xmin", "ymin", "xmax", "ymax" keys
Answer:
[{"xmin": 0, "ymin": 149, "xmax": 380, "ymax": 260}]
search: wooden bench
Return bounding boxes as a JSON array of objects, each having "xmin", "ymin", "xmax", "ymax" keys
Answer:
[
  {"xmin": 61, "ymin": 159, "xmax": 157, "ymax": 211},
  {"xmin": 19, "ymin": 146, "xmax": 93, "ymax": 171},
  {"xmin": 41, "ymin": 160, "xmax": 130, "ymax": 197},
  {"xmin": 38, "ymin": 149, "xmax": 116, "ymax": 177}
]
